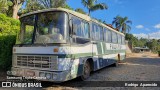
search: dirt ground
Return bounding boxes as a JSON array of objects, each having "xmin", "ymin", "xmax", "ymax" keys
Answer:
[
  {"xmin": 126, "ymin": 52, "xmax": 159, "ymax": 58},
  {"xmin": 0, "ymin": 52, "xmax": 160, "ymax": 90}
]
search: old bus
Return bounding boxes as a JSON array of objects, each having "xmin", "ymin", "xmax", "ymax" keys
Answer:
[{"xmin": 11, "ymin": 8, "xmax": 126, "ymax": 82}]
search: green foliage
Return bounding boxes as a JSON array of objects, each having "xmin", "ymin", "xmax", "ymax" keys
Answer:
[
  {"xmin": 0, "ymin": 35, "xmax": 16, "ymax": 70},
  {"xmin": 75, "ymin": 8, "xmax": 86, "ymax": 14},
  {"xmin": 0, "ymin": 13, "xmax": 20, "ymax": 35},
  {"xmin": 125, "ymin": 33, "xmax": 160, "ymax": 53},
  {"xmin": 125, "ymin": 33, "xmax": 138, "ymax": 47},
  {"xmin": 146, "ymin": 39, "xmax": 160, "ymax": 53},
  {"xmin": 112, "ymin": 15, "xmax": 132, "ymax": 34},
  {"xmin": 81, "ymin": 0, "xmax": 108, "ymax": 15},
  {"xmin": 125, "ymin": 34, "xmax": 139, "ymax": 47},
  {"xmin": 0, "ymin": 13, "xmax": 20, "ymax": 71},
  {"xmin": 64, "ymin": 4, "xmax": 74, "ymax": 10},
  {"xmin": 0, "ymin": 0, "xmax": 13, "ymax": 13},
  {"xmin": 19, "ymin": 0, "xmax": 68, "ymax": 15}
]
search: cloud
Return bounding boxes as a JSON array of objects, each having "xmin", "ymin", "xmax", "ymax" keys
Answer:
[
  {"xmin": 136, "ymin": 25, "xmax": 144, "ymax": 29},
  {"xmin": 133, "ymin": 30, "xmax": 160, "ymax": 39},
  {"xmin": 145, "ymin": 28, "xmax": 150, "ymax": 31},
  {"xmin": 154, "ymin": 24, "xmax": 160, "ymax": 29}
]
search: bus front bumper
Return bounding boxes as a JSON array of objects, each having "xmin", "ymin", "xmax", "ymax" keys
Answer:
[{"xmin": 11, "ymin": 67, "xmax": 71, "ymax": 82}]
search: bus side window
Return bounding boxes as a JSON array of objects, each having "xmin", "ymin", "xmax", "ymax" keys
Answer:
[
  {"xmin": 118, "ymin": 35, "xmax": 122, "ymax": 44},
  {"xmin": 122, "ymin": 36, "xmax": 125, "ymax": 44},
  {"xmin": 104, "ymin": 29, "xmax": 112, "ymax": 43},
  {"xmin": 96, "ymin": 25, "xmax": 100, "ymax": 40},
  {"xmin": 82, "ymin": 21, "xmax": 89, "ymax": 38},
  {"xmin": 112, "ymin": 32, "xmax": 119, "ymax": 44},
  {"xmin": 116, "ymin": 33, "xmax": 118, "ymax": 43},
  {"xmin": 108, "ymin": 30, "xmax": 112, "ymax": 43},
  {"xmin": 99, "ymin": 26, "xmax": 103, "ymax": 41},
  {"xmin": 92, "ymin": 23, "xmax": 97, "ymax": 40},
  {"xmin": 112, "ymin": 32, "xmax": 115, "ymax": 43},
  {"xmin": 72, "ymin": 16, "xmax": 90, "ymax": 44},
  {"xmin": 72, "ymin": 17, "xmax": 81, "ymax": 36},
  {"xmin": 104, "ymin": 28, "xmax": 108, "ymax": 42},
  {"xmin": 104, "ymin": 28, "xmax": 107, "ymax": 42},
  {"xmin": 92, "ymin": 23, "xmax": 103, "ymax": 41}
]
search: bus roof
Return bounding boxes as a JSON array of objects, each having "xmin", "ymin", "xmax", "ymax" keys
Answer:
[
  {"xmin": 20, "ymin": 8, "xmax": 91, "ymax": 21},
  {"xmin": 20, "ymin": 8, "xmax": 124, "ymax": 36}
]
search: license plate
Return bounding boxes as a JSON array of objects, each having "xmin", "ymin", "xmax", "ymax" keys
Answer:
[{"xmin": 26, "ymin": 71, "xmax": 35, "ymax": 77}]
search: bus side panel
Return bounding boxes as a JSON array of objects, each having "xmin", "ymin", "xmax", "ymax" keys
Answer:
[
  {"xmin": 69, "ymin": 44, "xmax": 92, "ymax": 78},
  {"xmin": 92, "ymin": 41, "xmax": 117, "ymax": 70}
]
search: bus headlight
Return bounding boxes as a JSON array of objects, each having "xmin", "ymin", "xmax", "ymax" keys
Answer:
[
  {"xmin": 46, "ymin": 73, "xmax": 51, "ymax": 79},
  {"xmin": 39, "ymin": 72, "xmax": 45, "ymax": 77}
]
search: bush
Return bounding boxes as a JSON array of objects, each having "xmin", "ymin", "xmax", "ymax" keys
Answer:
[
  {"xmin": 0, "ymin": 35, "xmax": 16, "ymax": 70},
  {"xmin": 0, "ymin": 13, "xmax": 20, "ymax": 71}
]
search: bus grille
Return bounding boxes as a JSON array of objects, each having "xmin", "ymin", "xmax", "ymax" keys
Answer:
[{"xmin": 16, "ymin": 55, "xmax": 57, "ymax": 70}]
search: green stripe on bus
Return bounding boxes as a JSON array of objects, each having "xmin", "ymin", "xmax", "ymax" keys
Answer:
[
  {"xmin": 57, "ymin": 50, "xmax": 125, "ymax": 59},
  {"xmin": 105, "ymin": 50, "xmax": 126, "ymax": 54},
  {"xmin": 58, "ymin": 53, "xmax": 96, "ymax": 58}
]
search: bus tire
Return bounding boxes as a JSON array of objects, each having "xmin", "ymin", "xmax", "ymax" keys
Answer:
[{"xmin": 80, "ymin": 60, "xmax": 91, "ymax": 80}]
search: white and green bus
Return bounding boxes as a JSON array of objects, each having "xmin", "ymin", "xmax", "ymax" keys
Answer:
[{"xmin": 11, "ymin": 8, "xmax": 126, "ymax": 82}]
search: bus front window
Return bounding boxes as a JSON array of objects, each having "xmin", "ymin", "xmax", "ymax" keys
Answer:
[
  {"xmin": 17, "ymin": 12, "xmax": 68, "ymax": 45},
  {"xmin": 35, "ymin": 12, "xmax": 68, "ymax": 44}
]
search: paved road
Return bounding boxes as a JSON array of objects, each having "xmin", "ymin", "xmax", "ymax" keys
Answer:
[{"xmin": 0, "ymin": 56, "xmax": 160, "ymax": 90}]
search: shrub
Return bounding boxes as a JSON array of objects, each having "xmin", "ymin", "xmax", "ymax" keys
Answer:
[
  {"xmin": 0, "ymin": 13, "xmax": 20, "ymax": 71},
  {"xmin": 0, "ymin": 35, "xmax": 16, "ymax": 70}
]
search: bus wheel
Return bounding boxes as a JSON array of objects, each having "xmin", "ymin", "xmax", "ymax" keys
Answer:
[{"xmin": 80, "ymin": 60, "xmax": 91, "ymax": 80}]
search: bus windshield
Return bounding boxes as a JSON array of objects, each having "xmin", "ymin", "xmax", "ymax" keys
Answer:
[{"xmin": 17, "ymin": 12, "xmax": 68, "ymax": 44}]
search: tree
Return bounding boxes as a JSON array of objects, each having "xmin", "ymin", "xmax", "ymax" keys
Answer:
[
  {"xmin": 20, "ymin": 0, "xmax": 67, "ymax": 14},
  {"xmin": 125, "ymin": 33, "xmax": 139, "ymax": 47},
  {"xmin": 81, "ymin": 0, "xmax": 108, "ymax": 15},
  {"xmin": 64, "ymin": 4, "xmax": 74, "ymax": 10},
  {"xmin": 24, "ymin": 0, "xmax": 43, "ymax": 12},
  {"xmin": 125, "ymin": 33, "xmax": 160, "ymax": 53},
  {"xmin": 112, "ymin": 15, "xmax": 132, "ymax": 34},
  {"xmin": 146, "ymin": 39, "xmax": 159, "ymax": 53},
  {"xmin": 75, "ymin": 8, "xmax": 86, "ymax": 14},
  {"xmin": 35, "ymin": 0, "xmax": 66, "ymax": 9},
  {"xmin": 11, "ymin": 0, "xmax": 25, "ymax": 19},
  {"xmin": 0, "ymin": 0, "xmax": 12, "ymax": 13}
]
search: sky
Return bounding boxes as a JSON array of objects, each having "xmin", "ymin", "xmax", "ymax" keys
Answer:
[{"xmin": 67, "ymin": 0, "xmax": 160, "ymax": 39}]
